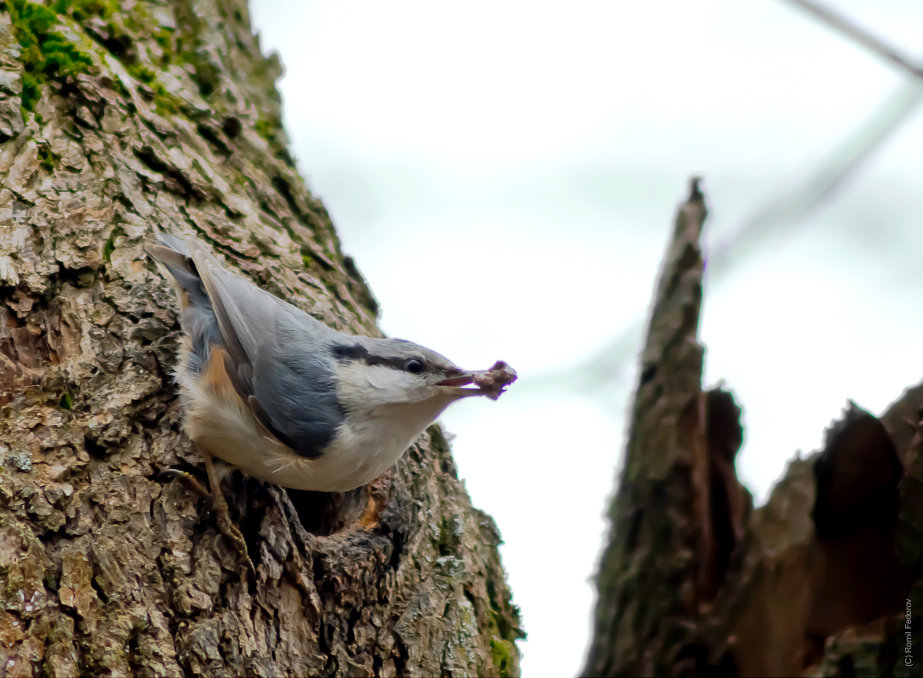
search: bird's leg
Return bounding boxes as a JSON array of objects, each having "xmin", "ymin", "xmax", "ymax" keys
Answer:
[
  {"xmin": 202, "ymin": 451, "xmax": 255, "ymax": 574},
  {"xmin": 158, "ymin": 468, "xmax": 212, "ymax": 499},
  {"xmin": 160, "ymin": 458, "xmax": 254, "ymax": 573}
]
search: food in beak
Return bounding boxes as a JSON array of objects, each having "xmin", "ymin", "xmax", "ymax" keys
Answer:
[{"xmin": 437, "ymin": 361, "xmax": 517, "ymax": 400}]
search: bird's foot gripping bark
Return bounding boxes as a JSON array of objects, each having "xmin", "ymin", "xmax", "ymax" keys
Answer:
[
  {"xmin": 203, "ymin": 453, "xmax": 256, "ymax": 575},
  {"xmin": 159, "ymin": 459, "xmax": 255, "ymax": 576}
]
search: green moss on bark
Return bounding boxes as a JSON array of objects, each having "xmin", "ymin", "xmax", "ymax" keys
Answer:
[{"xmin": 6, "ymin": 0, "xmax": 95, "ymax": 112}]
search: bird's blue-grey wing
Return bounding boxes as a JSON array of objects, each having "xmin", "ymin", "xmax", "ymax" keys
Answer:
[
  {"xmin": 179, "ymin": 237, "xmax": 346, "ymax": 459},
  {"xmin": 249, "ymin": 312, "xmax": 347, "ymax": 458}
]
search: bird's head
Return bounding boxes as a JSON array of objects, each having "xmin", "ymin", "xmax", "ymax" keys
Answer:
[{"xmin": 330, "ymin": 338, "xmax": 515, "ymax": 420}]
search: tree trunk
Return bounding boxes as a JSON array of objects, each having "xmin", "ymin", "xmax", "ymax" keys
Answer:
[
  {"xmin": 0, "ymin": 1, "xmax": 522, "ymax": 676},
  {"xmin": 584, "ymin": 180, "xmax": 917, "ymax": 677}
]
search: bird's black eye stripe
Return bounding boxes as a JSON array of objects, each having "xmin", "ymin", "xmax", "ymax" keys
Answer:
[{"xmin": 332, "ymin": 343, "xmax": 429, "ymax": 374}]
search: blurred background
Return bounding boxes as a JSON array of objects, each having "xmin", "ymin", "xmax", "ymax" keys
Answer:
[{"xmin": 249, "ymin": 2, "xmax": 923, "ymax": 675}]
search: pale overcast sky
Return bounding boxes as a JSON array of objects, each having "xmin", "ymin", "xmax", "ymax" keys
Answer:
[{"xmin": 249, "ymin": 2, "xmax": 923, "ymax": 675}]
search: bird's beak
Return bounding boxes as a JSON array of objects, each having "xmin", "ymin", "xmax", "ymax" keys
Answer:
[
  {"xmin": 435, "ymin": 361, "xmax": 517, "ymax": 400},
  {"xmin": 435, "ymin": 373, "xmax": 482, "ymax": 388},
  {"xmin": 435, "ymin": 372, "xmax": 483, "ymax": 398}
]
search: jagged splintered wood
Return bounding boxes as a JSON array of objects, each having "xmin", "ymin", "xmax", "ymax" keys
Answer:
[
  {"xmin": 583, "ymin": 179, "xmax": 742, "ymax": 677},
  {"xmin": 0, "ymin": 1, "xmax": 522, "ymax": 676},
  {"xmin": 584, "ymin": 180, "xmax": 921, "ymax": 677}
]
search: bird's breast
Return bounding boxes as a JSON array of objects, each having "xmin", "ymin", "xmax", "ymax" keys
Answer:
[{"xmin": 178, "ymin": 347, "xmax": 421, "ymax": 491}]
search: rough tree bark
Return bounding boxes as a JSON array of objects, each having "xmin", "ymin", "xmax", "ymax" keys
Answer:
[
  {"xmin": 584, "ymin": 180, "xmax": 918, "ymax": 677},
  {"xmin": 0, "ymin": 1, "xmax": 523, "ymax": 676}
]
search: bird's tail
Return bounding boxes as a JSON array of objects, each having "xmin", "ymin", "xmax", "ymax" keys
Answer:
[
  {"xmin": 146, "ymin": 233, "xmax": 210, "ymax": 311},
  {"xmin": 146, "ymin": 233, "xmax": 223, "ymax": 376}
]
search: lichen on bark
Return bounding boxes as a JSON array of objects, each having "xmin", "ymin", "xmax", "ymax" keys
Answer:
[{"xmin": 0, "ymin": 1, "xmax": 522, "ymax": 675}]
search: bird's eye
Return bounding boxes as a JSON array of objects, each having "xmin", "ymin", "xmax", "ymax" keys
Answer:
[{"xmin": 406, "ymin": 358, "xmax": 424, "ymax": 374}]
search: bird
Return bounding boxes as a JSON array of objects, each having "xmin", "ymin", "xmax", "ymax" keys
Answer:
[{"xmin": 147, "ymin": 233, "xmax": 516, "ymax": 567}]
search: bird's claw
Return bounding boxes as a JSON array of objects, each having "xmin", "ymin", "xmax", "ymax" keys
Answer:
[
  {"xmin": 160, "ymin": 465, "xmax": 255, "ymax": 575},
  {"xmin": 158, "ymin": 468, "xmax": 211, "ymax": 499},
  {"xmin": 213, "ymin": 501, "xmax": 255, "ymax": 575}
]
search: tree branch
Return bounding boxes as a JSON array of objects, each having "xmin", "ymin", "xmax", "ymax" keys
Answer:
[{"xmin": 781, "ymin": 0, "xmax": 923, "ymax": 80}]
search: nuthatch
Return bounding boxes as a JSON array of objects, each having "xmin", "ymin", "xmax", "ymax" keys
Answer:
[{"xmin": 148, "ymin": 234, "xmax": 516, "ymax": 564}]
